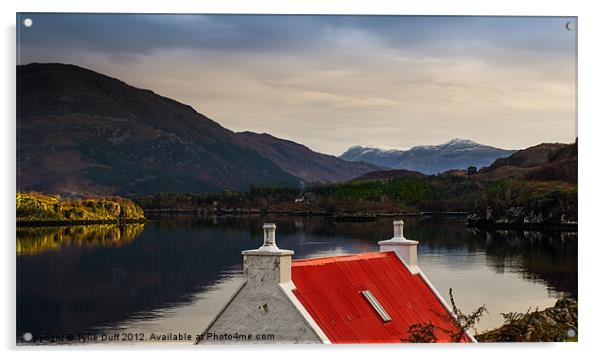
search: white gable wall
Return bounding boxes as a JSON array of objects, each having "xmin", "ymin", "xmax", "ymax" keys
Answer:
[
  {"xmin": 199, "ymin": 278, "xmax": 322, "ymax": 344},
  {"xmin": 199, "ymin": 224, "xmax": 323, "ymax": 344}
]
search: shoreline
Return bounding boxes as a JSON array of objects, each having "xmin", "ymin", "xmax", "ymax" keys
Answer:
[
  {"xmin": 144, "ymin": 208, "xmax": 577, "ymax": 231},
  {"xmin": 142, "ymin": 208, "xmax": 468, "ymax": 218},
  {"xmin": 16, "ymin": 218, "xmax": 146, "ymax": 228},
  {"xmin": 16, "ymin": 210, "xmax": 578, "ymax": 232},
  {"xmin": 466, "ymin": 220, "xmax": 577, "ymax": 232}
]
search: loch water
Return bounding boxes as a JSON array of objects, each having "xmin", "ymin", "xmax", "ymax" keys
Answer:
[{"xmin": 16, "ymin": 215, "xmax": 577, "ymax": 344}]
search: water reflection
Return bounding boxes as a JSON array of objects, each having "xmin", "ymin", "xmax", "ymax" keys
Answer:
[
  {"xmin": 16, "ymin": 215, "xmax": 577, "ymax": 342},
  {"xmin": 467, "ymin": 228, "xmax": 577, "ymax": 298},
  {"xmin": 17, "ymin": 224, "xmax": 145, "ymax": 255}
]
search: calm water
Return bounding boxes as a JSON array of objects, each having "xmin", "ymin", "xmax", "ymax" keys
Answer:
[{"xmin": 16, "ymin": 216, "xmax": 577, "ymax": 344}]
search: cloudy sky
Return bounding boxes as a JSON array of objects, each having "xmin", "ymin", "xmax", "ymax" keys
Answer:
[{"xmin": 17, "ymin": 14, "xmax": 577, "ymax": 155}]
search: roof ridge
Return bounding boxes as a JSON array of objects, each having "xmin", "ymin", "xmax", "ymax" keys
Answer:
[{"xmin": 292, "ymin": 251, "xmax": 392, "ymax": 266}]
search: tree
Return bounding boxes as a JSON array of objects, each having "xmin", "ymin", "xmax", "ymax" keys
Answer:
[{"xmin": 467, "ymin": 166, "xmax": 477, "ymax": 176}]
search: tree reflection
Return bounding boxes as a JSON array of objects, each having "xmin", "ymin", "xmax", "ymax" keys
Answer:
[{"xmin": 17, "ymin": 224, "xmax": 145, "ymax": 255}]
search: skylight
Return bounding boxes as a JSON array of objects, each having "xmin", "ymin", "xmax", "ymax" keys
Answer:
[{"xmin": 361, "ymin": 290, "xmax": 392, "ymax": 322}]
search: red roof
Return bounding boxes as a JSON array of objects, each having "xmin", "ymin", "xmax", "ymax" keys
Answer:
[{"xmin": 291, "ymin": 252, "xmax": 470, "ymax": 343}]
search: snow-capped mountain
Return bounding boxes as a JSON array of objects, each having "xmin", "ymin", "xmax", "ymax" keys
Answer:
[{"xmin": 339, "ymin": 139, "xmax": 516, "ymax": 174}]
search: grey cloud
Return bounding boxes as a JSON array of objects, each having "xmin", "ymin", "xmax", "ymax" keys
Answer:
[
  {"xmin": 19, "ymin": 14, "xmax": 576, "ymax": 60},
  {"xmin": 19, "ymin": 14, "xmax": 334, "ymax": 59}
]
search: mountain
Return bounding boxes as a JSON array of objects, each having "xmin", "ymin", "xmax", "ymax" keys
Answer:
[
  {"xmin": 339, "ymin": 139, "xmax": 516, "ymax": 174},
  {"xmin": 17, "ymin": 63, "xmax": 376, "ymax": 196},
  {"xmin": 236, "ymin": 132, "xmax": 379, "ymax": 184},
  {"xmin": 478, "ymin": 141, "xmax": 577, "ymax": 184}
]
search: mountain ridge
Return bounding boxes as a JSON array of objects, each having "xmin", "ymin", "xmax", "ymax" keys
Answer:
[
  {"xmin": 340, "ymin": 139, "xmax": 516, "ymax": 174},
  {"xmin": 17, "ymin": 63, "xmax": 377, "ymax": 195},
  {"xmin": 236, "ymin": 131, "xmax": 380, "ymax": 184}
]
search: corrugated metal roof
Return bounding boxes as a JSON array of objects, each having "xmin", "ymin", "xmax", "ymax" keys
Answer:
[{"xmin": 291, "ymin": 252, "xmax": 470, "ymax": 343}]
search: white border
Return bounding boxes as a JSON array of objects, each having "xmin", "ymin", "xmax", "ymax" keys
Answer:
[{"xmin": 2, "ymin": 1, "xmax": 601, "ymax": 359}]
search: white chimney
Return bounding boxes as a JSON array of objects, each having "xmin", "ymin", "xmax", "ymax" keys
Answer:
[
  {"xmin": 241, "ymin": 223, "xmax": 294, "ymax": 284},
  {"xmin": 378, "ymin": 220, "xmax": 419, "ymax": 273}
]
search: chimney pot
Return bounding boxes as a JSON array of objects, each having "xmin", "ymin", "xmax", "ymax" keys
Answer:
[
  {"xmin": 393, "ymin": 220, "xmax": 404, "ymax": 238},
  {"xmin": 262, "ymin": 223, "xmax": 277, "ymax": 248},
  {"xmin": 378, "ymin": 220, "xmax": 419, "ymax": 273}
]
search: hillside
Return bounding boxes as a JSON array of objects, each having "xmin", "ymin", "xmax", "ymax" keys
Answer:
[
  {"xmin": 17, "ymin": 63, "xmax": 376, "ymax": 195},
  {"xmin": 137, "ymin": 139, "xmax": 577, "ymax": 230},
  {"xmin": 477, "ymin": 141, "xmax": 577, "ymax": 184},
  {"xmin": 340, "ymin": 139, "xmax": 516, "ymax": 174},
  {"xmin": 236, "ymin": 131, "xmax": 380, "ymax": 184}
]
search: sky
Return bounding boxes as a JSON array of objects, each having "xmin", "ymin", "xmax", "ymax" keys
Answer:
[{"xmin": 17, "ymin": 14, "xmax": 577, "ymax": 156}]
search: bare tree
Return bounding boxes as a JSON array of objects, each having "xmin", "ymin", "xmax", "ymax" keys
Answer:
[
  {"xmin": 439, "ymin": 288, "xmax": 487, "ymax": 342},
  {"xmin": 402, "ymin": 288, "xmax": 487, "ymax": 343}
]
